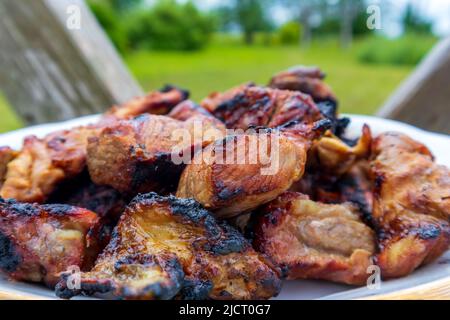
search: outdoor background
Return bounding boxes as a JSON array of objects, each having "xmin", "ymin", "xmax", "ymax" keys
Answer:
[{"xmin": 1, "ymin": 0, "xmax": 449, "ymax": 133}]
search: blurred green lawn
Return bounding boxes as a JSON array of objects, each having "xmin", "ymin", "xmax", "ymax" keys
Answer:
[
  {"xmin": 0, "ymin": 40, "xmax": 413, "ymax": 133},
  {"xmin": 126, "ymin": 40, "xmax": 413, "ymax": 115}
]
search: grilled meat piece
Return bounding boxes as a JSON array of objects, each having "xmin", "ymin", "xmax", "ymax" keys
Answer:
[
  {"xmin": 0, "ymin": 199, "xmax": 100, "ymax": 287},
  {"xmin": 103, "ymin": 85, "xmax": 189, "ymax": 121},
  {"xmin": 87, "ymin": 109, "xmax": 226, "ymax": 195},
  {"xmin": 0, "ymin": 126, "xmax": 100, "ymax": 203},
  {"xmin": 370, "ymin": 132, "xmax": 450, "ymax": 279},
  {"xmin": 253, "ymin": 192, "xmax": 376, "ymax": 285},
  {"xmin": 56, "ymin": 193, "xmax": 281, "ymax": 300},
  {"xmin": 336, "ymin": 160, "xmax": 374, "ymax": 225},
  {"xmin": 0, "ymin": 147, "xmax": 17, "ymax": 189},
  {"xmin": 269, "ymin": 66, "xmax": 337, "ymax": 105},
  {"xmin": 309, "ymin": 124, "xmax": 372, "ymax": 177},
  {"xmin": 177, "ymin": 119, "xmax": 331, "ymax": 218},
  {"xmin": 269, "ymin": 66, "xmax": 350, "ymax": 136},
  {"xmin": 200, "ymin": 83, "xmax": 254, "ymax": 113},
  {"xmin": 289, "ymin": 125, "xmax": 372, "ymax": 213},
  {"xmin": 0, "ymin": 88, "xmax": 188, "ymax": 203},
  {"xmin": 204, "ymin": 86, "xmax": 323, "ymax": 130}
]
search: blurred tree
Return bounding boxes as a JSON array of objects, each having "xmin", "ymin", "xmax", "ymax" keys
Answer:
[
  {"xmin": 212, "ymin": 6, "xmax": 235, "ymax": 32},
  {"xmin": 402, "ymin": 3, "xmax": 433, "ymax": 35},
  {"xmin": 215, "ymin": 0, "xmax": 273, "ymax": 45},
  {"xmin": 340, "ymin": 0, "xmax": 361, "ymax": 49},
  {"xmin": 278, "ymin": 21, "xmax": 302, "ymax": 45},
  {"xmin": 108, "ymin": 0, "xmax": 143, "ymax": 12},
  {"xmin": 88, "ymin": 0, "xmax": 128, "ymax": 53},
  {"xmin": 126, "ymin": 0, "xmax": 214, "ymax": 51},
  {"xmin": 279, "ymin": 0, "xmax": 328, "ymax": 48}
]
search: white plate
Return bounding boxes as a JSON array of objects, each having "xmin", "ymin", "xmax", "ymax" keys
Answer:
[{"xmin": 0, "ymin": 114, "xmax": 449, "ymax": 300}]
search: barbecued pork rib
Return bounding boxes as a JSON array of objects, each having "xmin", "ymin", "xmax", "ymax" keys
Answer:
[
  {"xmin": 370, "ymin": 132, "xmax": 450, "ymax": 279},
  {"xmin": 0, "ymin": 199, "xmax": 100, "ymax": 287},
  {"xmin": 0, "ymin": 88, "xmax": 188, "ymax": 204},
  {"xmin": 56, "ymin": 193, "xmax": 281, "ymax": 300},
  {"xmin": 176, "ymin": 119, "xmax": 331, "ymax": 218},
  {"xmin": 252, "ymin": 192, "xmax": 376, "ymax": 285},
  {"xmin": 87, "ymin": 106, "xmax": 226, "ymax": 195}
]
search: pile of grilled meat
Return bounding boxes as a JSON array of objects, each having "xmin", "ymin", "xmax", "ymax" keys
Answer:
[{"xmin": 0, "ymin": 66, "xmax": 449, "ymax": 300}]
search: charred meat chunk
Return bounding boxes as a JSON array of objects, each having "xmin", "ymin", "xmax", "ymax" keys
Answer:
[
  {"xmin": 253, "ymin": 192, "xmax": 376, "ymax": 285},
  {"xmin": 205, "ymin": 86, "xmax": 323, "ymax": 130},
  {"xmin": 0, "ymin": 199, "xmax": 100, "ymax": 287},
  {"xmin": 177, "ymin": 120, "xmax": 331, "ymax": 218},
  {"xmin": 370, "ymin": 132, "xmax": 450, "ymax": 279},
  {"xmin": 56, "ymin": 193, "xmax": 281, "ymax": 300},
  {"xmin": 87, "ymin": 110, "xmax": 225, "ymax": 195}
]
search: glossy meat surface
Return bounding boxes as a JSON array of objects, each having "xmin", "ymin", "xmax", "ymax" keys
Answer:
[
  {"xmin": 203, "ymin": 86, "xmax": 323, "ymax": 130},
  {"xmin": 104, "ymin": 86, "xmax": 189, "ymax": 120},
  {"xmin": 0, "ymin": 199, "xmax": 100, "ymax": 287},
  {"xmin": 269, "ymin": 66, "xmax": 337, "ymax": 105},
  {"xmin": 177, "ymin": 120, "xmax": 331, "ymax": 218},
  {"xmin": 370, "ymin": 132, "xmax": 450, "ymax": 279},
  {"xmin": 87, "ymin": 107, "xmax": 225, "ymax": 194},
  {"xmin": 0, "ymin": 88, "xmax": 188, "ymax": 203},
  {"xmin": 0, "ymin": 126, "xmax": 99, "ymax": 203},
  {"xmin": 56, "ymin": 193, "xmax": 281, "ymax": 300},
  {"xmin": 253, "ymin": 192, "xmax": 376, "ymax": 285}
]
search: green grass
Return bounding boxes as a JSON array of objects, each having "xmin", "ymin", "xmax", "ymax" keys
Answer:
[
  {"xmin": 0, "ymin": 93, "xmax": 22, "ymax": 133},
  {"xmin": 125, "ymin": 38, "xmax": 413, "ymax": 116},
  {"xmin": 0, "ymin": 38, "xmax": 415, "ymax": 133}
]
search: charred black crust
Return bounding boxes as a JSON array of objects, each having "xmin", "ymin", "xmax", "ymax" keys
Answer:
[
  {"xmin": 129, "ymin": 193, "xmax": 248, "ymax": 255},
  {"xmin": 337, "ymin": 175, "xmax": 374, "ymax": 228},
  {"xmin": 41, "ymin": 204, "xmax": 76, "ymax": 216},
  {"xmin": 206, "ymin": 221, "xmax": 248, "ymax": 255},
  {"xmin": 55, "ymin": 275, "xmax": 113, "ymax": 299},
  {"xmin": 130, "ymin": 152, "xmax": 185, "ymax": 194},
  {"xmin": 0, "ymin": 230, "xmax": 21, "ymax": 273},
  {"xmin": 312, "ymin": 118, "xmax": 333, "ymax": 133},
  {"xmin": 216, "ymin": 185, "xmax": 244, "ymax": 201},
  {"xmin": 177, "ymin": 279, "xmax": 213, "ymax": 300},
  {"xmin": 119, "ymin": 257, "xmax": 184, "ymax": 300},
  {"xmin": 0, "ymin": 198, "xmax": 82, "ymax": 218},
  {"xmin": 215, "ymin": 92, "xmax": 248, "ymax": 115},
  {"xmin": 159, "ymin": 84, "xmax": 190, "ymax": 101},
  {"xmin": 316, "ymin": 101, "xmax": 350, "ymax": 138},
  {"xmin": 0, "ymin": 198, "xmax": 40, "ymax": 216},
  {"xmin": 56, "ymin": 255, "xmax": 185, "ymax": 300},
  {"xmin": 416, "ymin": 225, "xmax": 442, "ymax": 240},
  {"xmin": 373, "ymin": 173, "xmax": 385, "ymax": 195}
]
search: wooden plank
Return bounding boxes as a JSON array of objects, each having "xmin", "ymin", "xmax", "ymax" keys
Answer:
[
  {"xmin": 0, "ymin": 0, "xmax": 143, "ymax": 125},
  {"xmin": 377, "ymin": 37, "xmax": 450, "ymax": 135},
  {"xmin": 361, "ymin": 276, "xmax": 450, "ymax": 300}
]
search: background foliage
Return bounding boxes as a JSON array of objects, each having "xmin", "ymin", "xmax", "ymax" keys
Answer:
[{"xmin": 0, "ymin": 0, "xmax": 442, "ymax": 132}]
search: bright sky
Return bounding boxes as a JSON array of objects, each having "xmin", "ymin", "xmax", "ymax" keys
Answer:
[{"xmin": 191, "ymin": 0, "xmax": 450, "ymax": 37}]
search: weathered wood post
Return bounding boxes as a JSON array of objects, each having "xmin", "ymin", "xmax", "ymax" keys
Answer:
[
  {"xmin": 377, "ymin": 37, "xmax": 450, "ymax": 135},
  {"xmin": 0, "ymin": 0, "xmax": 143, "ymax": 125}
]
